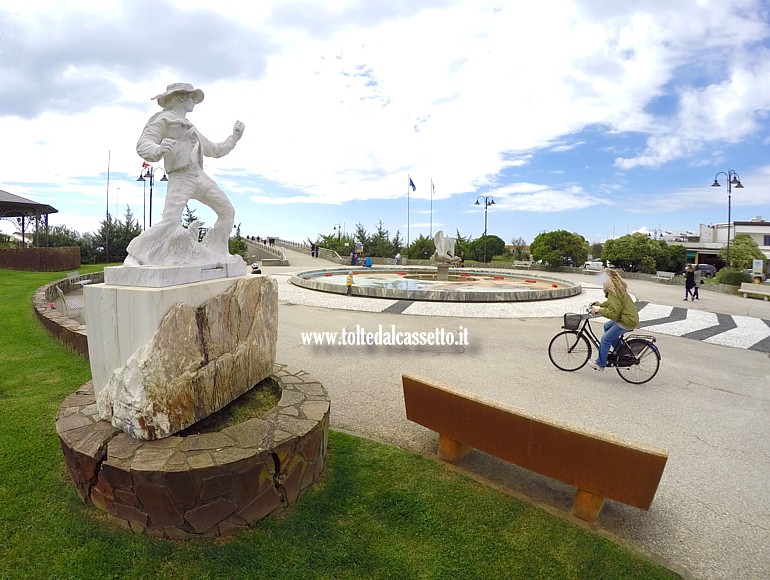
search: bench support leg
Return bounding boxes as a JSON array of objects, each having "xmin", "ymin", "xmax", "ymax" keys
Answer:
[
  {"xmin": 572, "ymin": 489, "xmax": 605, "ymax": 522},
  {"xmin": 437, "ymin": 434, "xmax": 472, "ymax": 463}
]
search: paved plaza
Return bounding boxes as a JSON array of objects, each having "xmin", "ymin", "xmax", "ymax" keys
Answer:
[{"xmin": 269, "ymin": 248, "xmax": 770, "ymax": 580}]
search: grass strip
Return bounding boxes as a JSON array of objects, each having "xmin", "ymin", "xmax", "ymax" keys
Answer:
[{"xmin": 0, "ymin": 267, "xmax": 679, "ymax": 579}]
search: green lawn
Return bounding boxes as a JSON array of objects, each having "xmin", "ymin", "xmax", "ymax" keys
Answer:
[{"xmin": 0, "ymin": 267, "xmax": 679, "ymax": 579}]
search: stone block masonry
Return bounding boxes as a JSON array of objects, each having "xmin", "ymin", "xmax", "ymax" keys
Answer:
[{"xmin": 57, "ymin": 364, "xmax": 330, "ymax": 539}]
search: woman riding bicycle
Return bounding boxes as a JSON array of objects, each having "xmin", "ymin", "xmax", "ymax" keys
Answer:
[{"xmin": 588, "ymin": 269, "xmax": 639, "ymax": 372}]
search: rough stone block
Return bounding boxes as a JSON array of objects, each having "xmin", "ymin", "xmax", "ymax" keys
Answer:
[
  {"xmin": 185, "ymin": 498, "xmax": 238, "ymax": 534},
  {"xmin": 136, "ymin": 483, "xmax": 184, "ymax": 526},
  {"xmin": 237, "ymin": 487, "xmax": 282, "ymax": 524},
  {"xmin": 200, "ymin": 474, "xmax": 233, "ymax": 500},
  {"xmin": 98, "ymin": 277, "xmax": 277, "ymax": 440}
]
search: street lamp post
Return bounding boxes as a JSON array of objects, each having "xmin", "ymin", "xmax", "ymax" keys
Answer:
[
  {"xmin": 474, "ymin": 195, "xmax": 495, "ymax": 263},
  {"xmin": 333, "ymin": 223, "xmax": 342, "ymax": 240},
  {"xmin": 711, "ymin": 170, "xmax": 744, "ymax": 267},
  {"xmin": 137, "ymin": 164, "xmax": 168, "ymax": 229}
]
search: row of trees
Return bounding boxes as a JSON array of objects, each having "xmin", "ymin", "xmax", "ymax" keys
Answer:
[
  {"xmin": 530, "ymin": 229, "xmax": 764, "ymax": 273},
  {"xmin": 529, "ymin": 230, "xmax": 690, "ymax": 273},
  {"xmin": 315, "ymin": 221, "xmax": 511, "ymax": 262},
  {"xmin": 17, "ymin": 204, "xmax": 248, "ymax": 263}
]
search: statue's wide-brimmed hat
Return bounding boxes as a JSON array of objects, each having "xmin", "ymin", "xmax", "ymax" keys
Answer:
[{"xmin": 151, "ymin": 83, "xmax": 204, "ymax": 108}]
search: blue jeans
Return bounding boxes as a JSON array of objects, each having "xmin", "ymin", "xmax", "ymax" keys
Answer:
[{"xmin": 597, "ymin": 320, "xmax": 627, "ymax": 368}]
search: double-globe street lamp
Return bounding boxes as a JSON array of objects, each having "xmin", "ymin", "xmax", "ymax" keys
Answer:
[
  {"xmin": 474, "ymin": 195, "xmax": 495, "ymax": 263},
  {"xmin": 711, "ymin": 170, "xmax": 744, "ymax": 267},
  {"xmin": 137, "ymin": 164, "xmax": 168, "ymax": 229}
]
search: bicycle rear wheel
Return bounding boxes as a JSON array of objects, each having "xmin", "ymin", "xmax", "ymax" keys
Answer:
[
  {"xmin": 548, "ymin": 331, "xmax": 591, "ymax": 371},
  {"xmin": 615, "ymin": 338, "xmax": 660, "ymax": 384}
]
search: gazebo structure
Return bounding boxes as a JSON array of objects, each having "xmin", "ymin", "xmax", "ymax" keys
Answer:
[{"xmin": 0, "ymin": 190, "xmax": 58, "ymax": 247}]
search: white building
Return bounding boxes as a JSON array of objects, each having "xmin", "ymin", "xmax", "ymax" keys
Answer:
[{"xmin": 695, "ymin": 216, "xmax": 770, "ymax": 270}]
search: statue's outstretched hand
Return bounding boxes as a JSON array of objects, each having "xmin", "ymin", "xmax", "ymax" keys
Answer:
[
  {"xmin": 233, "ymin": 121, "xmax": 245, "ymax": 141},
  {"xmin": 158, "ymin": 138, "xmax": 176, "ymax": 154}
]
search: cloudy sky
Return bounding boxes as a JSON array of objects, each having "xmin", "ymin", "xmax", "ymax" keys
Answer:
[{"xmin": 1, "ymin": 0, "xmax": 769, "ymax": 249}]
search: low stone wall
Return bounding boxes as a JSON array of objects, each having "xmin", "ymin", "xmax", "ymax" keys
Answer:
[
  {"xmin": 57, "ymin": 365, "xmax": 330, "ymax": 539},
  {"xmin": 0, "ymin": 246, "xmax": 80, "ymax": 271},
  {"xmin": 33, "ymin": 273, "xmax": 104, "ymax": 358}
]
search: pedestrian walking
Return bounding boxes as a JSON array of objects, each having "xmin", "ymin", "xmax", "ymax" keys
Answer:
[{"xmin": 684, "ymin": 265, "xmax": 696, "ymax": 301}]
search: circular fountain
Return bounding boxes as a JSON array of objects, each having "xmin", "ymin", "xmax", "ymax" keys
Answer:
[{"xmin": 290, "ymin": 266, "xmax": 581, "ymax": 302}]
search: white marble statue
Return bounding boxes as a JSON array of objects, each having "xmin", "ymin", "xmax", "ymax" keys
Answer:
[
  {"xmin": 125, "ymin": 83, "xmax": 245, "ymax": 268},
  {"xmin": 432, "ymin": 230, "xmax": 462, "ymax": 263}
]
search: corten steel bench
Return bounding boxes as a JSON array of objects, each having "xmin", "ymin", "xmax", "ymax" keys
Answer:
[
  {"xmin": 402, "ymin": 375, "xmax": 668, "ymax": 522},
  {"xmin": 739, "ymin": 282, "xmax": 770, "ymax": 301}
]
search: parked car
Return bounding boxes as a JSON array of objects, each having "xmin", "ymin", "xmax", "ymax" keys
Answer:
[
  {"xmin": 696, "ymin": 264, "xmax": 717, "ymax": 278},
  {"xmin": 583, "ymin": 260, "xmax": 604, "ymax": 271}
]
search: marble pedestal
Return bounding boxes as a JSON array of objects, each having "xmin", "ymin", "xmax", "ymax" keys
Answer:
[
  {"xmin": 85, "ymin": 276, "xmax": 243, "ymax": 398},
  {"xmin": 436, "ymin": 264, "xmax": 450, "ymax": 281}
]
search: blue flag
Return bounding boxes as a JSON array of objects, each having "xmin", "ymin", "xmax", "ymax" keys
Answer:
[{"xmin": 409, "ymin": 177, "xmax": 416, "ymax": 191}]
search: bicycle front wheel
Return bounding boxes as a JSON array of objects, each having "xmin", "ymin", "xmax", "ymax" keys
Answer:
[
  {"xmin": 548, "ymin": 331, "xmax": 591, "ymax": 371},
  {"xmin": 615, "ymin": 338, "xmax": 661, "ymax": 384}
]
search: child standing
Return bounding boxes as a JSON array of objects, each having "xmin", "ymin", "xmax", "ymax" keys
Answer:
[{"xmin": 346, "ymin": 271, "xmax": 354, "ymax": 296}]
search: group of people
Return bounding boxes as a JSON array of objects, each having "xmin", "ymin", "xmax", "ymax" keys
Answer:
[{"xmin": 684, "ymin": 264, "xmax": 702, "ymax": 301}]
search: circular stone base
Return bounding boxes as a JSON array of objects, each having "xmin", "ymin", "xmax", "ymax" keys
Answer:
[
  {"xmin": 56, "ymin": 364, "xmax": 330, "ymax": 539},
  {"xmin": 292, "ymin": 267, "xmax": 581, "ymax": 302}
]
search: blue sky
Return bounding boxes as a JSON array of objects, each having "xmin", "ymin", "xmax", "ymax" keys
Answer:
[{"xmin": 1, "ymin": 0, "xmax": 769, "ymax": 248}]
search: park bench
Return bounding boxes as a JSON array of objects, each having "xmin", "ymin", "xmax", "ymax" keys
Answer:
[
  {"xmin": 402, "ymin": 375, "xmax": 668, "ymax": 522},
  {"xmin": 55, "ymin": 286, "xmax": 85, "ymax": 317},
  {"xmin": 653, "ymin": 271, "xmax": 675, "ymax": 283},
  {"xmin": 512, "ymin": 260, "xmax": 532, "ymax": 269},
  {"xmin": 739, "ymin": 282, "xmax": 770, "ymax": 301},
  {"xmin": 67, "ymin": 271, "xmax": 92, "ymax": 286}
]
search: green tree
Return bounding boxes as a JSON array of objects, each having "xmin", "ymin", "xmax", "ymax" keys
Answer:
[
  {"xmin": 720, "ymin": 234, "xmax": 764, "ymax": 269},
  {"xmin": 228, "ymin": 223, "xmax": 247, "ymax": 259},
  {"xmin": 602, "ymin": 233, "xmax": 663, "ymax": 272},
  {"xmin": 590, "ymin": 243, "xmax": 603, "ymax": 260},
  {"xmin": 656, "ymin": 242, "xmax": 687, "ymax": 273},
  {"xmin": 316, "ymin": 233, "xmax": 355, "ymax": 255},
  {"xmin": 530, "ymin": 230, "xmax": 589, "ymax": 267},
  {"xmin": 391, "ymin": 230, "xmax": 403, "ymax": 253},
  {"xmin": 469, "ymin": 235, "xmax": 506, "ymax": 262},
  {"xmin": 405, "ymin": 234, "xmax": 435, "ymax": 260},
  {"xmin": 46, "ymin": 224, "xmax": 81, "ymax": 247},
  {"xmin": 182, "ymin": 204, "xmax": 206, "ymax": 242},
  {"xmin": 510, "ymin": 236, "xmax": 528, "ymax": 260},
  {"xmin": 94, "ymin": 212, "xmax": 120, "ymax": 262},
  {"xmin": 368, "ymin": 220, "xmax": 395, "ymax": 258},
  {"xmin": 112, "ymin": 206, "xmax": 143, "ymax": 259},
  {"xmin": 354, "ymin": 223, "xmax": 369, "ymax": 246}
]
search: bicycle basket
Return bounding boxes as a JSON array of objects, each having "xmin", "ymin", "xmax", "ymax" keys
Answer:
[{"xmin": 562, "ymin": 313, "xmax": 583, "ymax": 330}]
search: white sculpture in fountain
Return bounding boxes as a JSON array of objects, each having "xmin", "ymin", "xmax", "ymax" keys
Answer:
[
  {"xmin": 432, "ymin": 230, "xmax": 462, "ymax": 264},
  {"xmin": 125, "ymin": 82, "xmax": 246, "ymax": 270}
]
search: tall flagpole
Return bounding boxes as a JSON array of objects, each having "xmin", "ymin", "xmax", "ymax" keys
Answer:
[
  {"xmin": 407, "ymin": 176, "xmax": 410, "ymax": 256},
  {"xmin": 106, "ymin": 150, "xmax": 111, "ymax": 263},
  {"xmin": 430, "ymin": 178, "xmax": 434, "ymax": 238}
]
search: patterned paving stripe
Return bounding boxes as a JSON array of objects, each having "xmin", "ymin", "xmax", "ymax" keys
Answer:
[
  {"xmin": 704, "ymin": 316, "xmax": 770, "ymax": 350},
  {"xmin": 382, "ymin": 300, "xmax": 415, "ymax": 314},
  {"xmin": 637, "ymin": 304, "xmax": 687, "ymax": 327},
  {"xmin": 681, "ymin": 313, "xmax": 737, "ymax": 341},
  {"xmin": 748, "ymin": 325, "xmax": 770, "ymax": 353}
]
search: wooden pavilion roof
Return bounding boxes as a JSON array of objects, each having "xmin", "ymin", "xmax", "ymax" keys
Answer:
[{"xmin": 0, "ymin": 190, "xmax": 58, "ymax": 218}]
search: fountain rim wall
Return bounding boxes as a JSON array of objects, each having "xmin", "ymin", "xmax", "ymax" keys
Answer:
[{"xmin": 290, "ymin": 266, "xmax": 582, "ymax": 302}]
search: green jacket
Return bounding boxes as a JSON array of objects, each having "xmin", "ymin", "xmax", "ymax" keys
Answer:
[{"xmin": 598, "ymin": 291, "xmax": 639, "ymax": 330}]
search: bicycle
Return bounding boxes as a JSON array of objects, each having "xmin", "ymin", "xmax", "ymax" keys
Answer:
[{"xmin": 548, "ymin": 306, "xmax": 661, "ymax": 384}]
